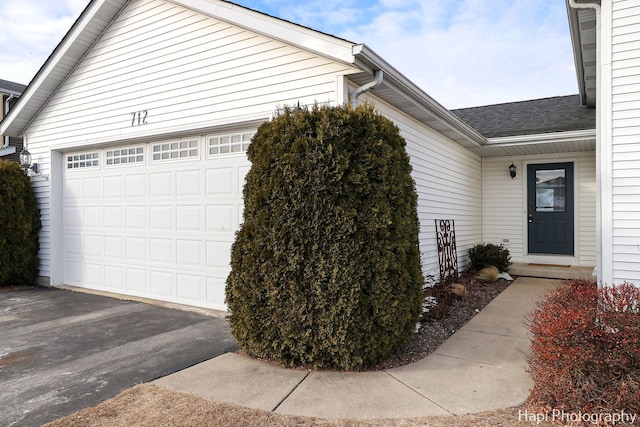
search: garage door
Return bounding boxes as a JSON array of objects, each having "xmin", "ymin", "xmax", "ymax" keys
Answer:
[{"xmin": 62, "ymin": 132, "xmax": 253, "ymax": 311}]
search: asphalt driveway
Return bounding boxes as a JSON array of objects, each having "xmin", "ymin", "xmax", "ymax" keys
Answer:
[{"xmin": 0, "ymin": 287, "xmax": 238, "ymax": 426}]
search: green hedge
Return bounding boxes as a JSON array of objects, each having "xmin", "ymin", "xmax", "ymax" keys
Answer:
[
  {"xmin": 225, "ymin": 104, "xmax": 424, "ymax": 370},
  {"xmin": 467, "ymin": 243, "xmax": 511, "ymax": 272},
  {"xmin": 0, "ymin": 160, "xmax": 42, "ymax": 286}
]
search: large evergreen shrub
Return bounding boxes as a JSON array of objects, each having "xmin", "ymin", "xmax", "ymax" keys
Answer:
[
  {"xmin": 0, "ymin": 160, "xmax": 42, "ymax": 286},
  {"xmin": 225, "ymin": 104, "xmax": 424, "ymax": 370}
]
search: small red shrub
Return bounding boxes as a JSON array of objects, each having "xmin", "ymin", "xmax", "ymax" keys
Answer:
[{"xmin": 527, "ymin": 280, "xmax": 640, "ymax": 417}]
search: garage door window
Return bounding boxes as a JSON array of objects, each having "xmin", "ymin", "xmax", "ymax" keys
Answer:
[
  {"xmin": 67, "ymin": 151, "xmax": 100, "ymax": 169},
  {"xmin": 106, "ymin": 146, "xmax": 144, "ymax": 166},
  {"xmin": 208, "ymin": 132, "xmax": 253, "ymax": 156},
  {"xmin": 152, "ymin": 139, "xmax": 199, "ymax": 162}
]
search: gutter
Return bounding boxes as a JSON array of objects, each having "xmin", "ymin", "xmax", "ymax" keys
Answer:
[
  {"xmin": 351, "ymin": 70, "xmax": 383, "ymax": 108},
  {"xmin": 351, "ymin": 44, "xmax": 487, "ymax": 148},
  {"xmin": 2, "ymin": 94, "xmax": 15, "ymax": 150}
]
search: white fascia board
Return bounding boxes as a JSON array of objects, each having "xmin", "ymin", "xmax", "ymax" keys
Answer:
[
  {"xmin": 0, "ymin": 146, "xmax": 16, "ymax": 156},
  {"xmin": 169, "ymin": 0, "xmax": 356, "ymax": 65},
  {"xmin": 566, "ymin": 0, "xmax": 587, "ymax": 105},
  {"xmin": 485, "ymin": 129, "xmax": 596, "ymax": 147}
]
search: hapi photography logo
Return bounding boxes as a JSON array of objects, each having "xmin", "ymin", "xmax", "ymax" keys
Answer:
[{"xmin": 518, "ymin": 409, "xmax": 637, "ymax": 425}]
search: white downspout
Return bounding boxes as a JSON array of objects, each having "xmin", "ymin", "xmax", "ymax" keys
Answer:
[
  {"xmin": 2, "ymin": 94, "xmax": 15, "ymax": 149},
  {"xmin": 351, "ymin": 70, "xmax": 383, "ymax": 108},
  {"xmin": 568, "ymin": 0, "xmax": 607, "ymax": 284}
]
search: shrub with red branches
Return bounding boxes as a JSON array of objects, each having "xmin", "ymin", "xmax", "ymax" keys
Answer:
[{"xmin": 527, "ymin": 279, "xmax": 640, "ymax": 417}]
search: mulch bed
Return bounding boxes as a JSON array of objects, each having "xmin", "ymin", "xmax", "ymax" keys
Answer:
[{"xmin": 374, "ymin": 272, "xmax": 512, "ymax": 370}]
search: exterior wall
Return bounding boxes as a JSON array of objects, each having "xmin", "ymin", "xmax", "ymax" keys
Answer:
[
  {"xmin": 363, "ymin": 94, "xmax": 483, "ymax": 283},
  {"xmin": 483, "ymin": 151, "xmax": 596, "ymax": 267},
  {"xmin": 23, "ymin": 0, "xmax": 358, "ymax": 280},
  {"xmin": 610, "ymin": 1, "xmax": 640, "ymax": 283}
]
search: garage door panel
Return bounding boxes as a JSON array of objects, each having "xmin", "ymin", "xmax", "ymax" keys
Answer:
[
  {"xmin": 176, "ymin": 239, "xmax": 202, "ymax": 267},
  {"xmin": 176, "ymin": 205, "xmax": 202, "ymax": 231},
  {"xmin": 150, "ymin": 238, "xmax": 173, "ymax": 264},
  {"xmin": 104, "ymin": 175, "xmax": 123, "ymax": 198},
  {"xmin": 125, "ymin": 206, "xmax": 146, "ymax": 229},
  {"xmin": 176, "ymin": 274, "xmax": 203, "ymax": 302},
  {"xmin": 84, "ymin": 263, "xmax": 103, "ymax": 287},
  {"xmin": 125, "ymin": 237, "xmax": 147, "ymax": 262},
  {"xmin": 206, "ymin": 204, "xmax": 234, "ymax": 231},
  {"xmin": 206, "ymin": 241, "xmax": 232, "ymax": 269},
  {"xmin": 84, "ymin": 235, "xmax": 103, "ymax": 257},
  {"xmin": 104, "ymin": 236, "xmax": 123, "ymax": 259},
  {"xmin": 83, "ymin": 206, "xmax": 103, "ymax": 228},
  {"xmin": 104, "ymin": 206, "xmax": 123, "ymax": 228},
  {"xmin": 176, "ymin": 170, "xmax": 201, "ymax": 197},
  {"xmin": 65, "ymin": 261, "xmax": 83, "ymax": 284},
  {"xmin": 150, "ymin": 206, "xmax": 173, "ymax": 231},
  {"xmin": 125, "ymin": 174, "xmax": 147, "ymax": 198},
  {"xmin": 64, "ymin": 178, "xmax": 83, "ymax": 201},
  {"xmin": 65, "ymin": 234, "xmax": 83, "ymax": 256},
  {"xmin": 206, "ymin": 277, "xmax": 226, "ymax": 306},
  {"xmin": 125, "ymin": 268, "xmax": 148, "ymax": 293},
  {"xmin": 104, "ymin": 265, "xmax": 124, "ymax": 290},
  {"xmin": 150, "ymin": 271, "xmax": 174, "ymax": 298},
  {"xmin": 64, "ymin": 206, "xmax": 82, "ymax": 227},
  {"xmin": 83, "ymin": 177, "xmax": 103, "ymax": 199},
  {"xmin": 63, "ymin": 137, "xmax": 251, "ymax": 311},
  {"xmin": 206, "ymin": 168, "xmax": 233, "ymax": 194}
]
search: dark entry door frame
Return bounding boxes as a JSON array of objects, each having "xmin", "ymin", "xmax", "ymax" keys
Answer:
[{"xmin": 526, "ymin": 161, "xmax": 576, "ymax": 259}]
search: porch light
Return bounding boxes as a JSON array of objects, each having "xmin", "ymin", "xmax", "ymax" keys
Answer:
[
  {"xmin": 19, "ymin": 148, "xmax": 38, "ymax": 175},
  {"xmin": 508, "ymin": 163, "xmax": 517, "ymax": 179}
]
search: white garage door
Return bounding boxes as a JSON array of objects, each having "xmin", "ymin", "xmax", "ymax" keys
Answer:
[{"xmin": 62, "ymin": 132, "xmax": 253, "ymax": 311}]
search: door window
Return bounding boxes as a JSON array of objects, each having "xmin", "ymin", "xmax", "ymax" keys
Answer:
[{"xmin": 535, "ymin": 169, "xmax": 566, "ymax": 212}]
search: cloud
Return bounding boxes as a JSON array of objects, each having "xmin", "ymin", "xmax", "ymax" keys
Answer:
[
  {"xmin": 243, "ymin": 0, "xmax": 578, "ymax": 108},
  {"xmin": 0, "ymin": 0, "xmax": 578, "ymax": 108},
  {"xmin": 0, "ymin": 0, "xmax": 85, "ymax": 85},
  {"xmin": 334, "ymin": 0, "xmax": 578, "ymax": 108}
]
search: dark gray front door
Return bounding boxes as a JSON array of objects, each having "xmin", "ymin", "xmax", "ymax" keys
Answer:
[{"xmin": 527, "ymin": 162, "xmax": 574, "ymax": 255}]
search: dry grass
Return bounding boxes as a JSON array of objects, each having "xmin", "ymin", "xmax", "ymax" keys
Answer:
[
  {"xmin": 45, "ymin": 384, "xmax": 557, "ymax": 427},
  {"xmin": 475, "ymin": 267, "xmax": 499, "ymax": 283}
]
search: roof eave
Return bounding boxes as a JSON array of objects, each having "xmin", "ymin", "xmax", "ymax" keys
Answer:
[
  {"xmin": 567, "ymin": 2, "xmax": 588, "ymax": 106},
  {"xmin": 0, "ymin": 0, "xmax": 127, "ymax": 137},
  {"xmin": 352, "ymin": 44, "xmax": 487, "ymax": 149}
]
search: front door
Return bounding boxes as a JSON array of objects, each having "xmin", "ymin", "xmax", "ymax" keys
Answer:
[{"xmin": 527, "ymin": 162, "xmax": 574, "ymax": 255}]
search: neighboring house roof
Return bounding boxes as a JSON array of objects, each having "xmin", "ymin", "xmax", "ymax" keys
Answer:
[
  {"xmin": 0, "ymin": 0, "xmax": 486, "ymax": 152},
  {"xmin": 451, "ymin": 95, "xmax": 596, "ymax": 138},
  {"xmin": 0, "ymin": 79, "xmax": 26, "ymax": 96}
]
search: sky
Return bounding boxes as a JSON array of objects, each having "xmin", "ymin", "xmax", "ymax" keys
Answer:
[{"xmin": 0, "ymin": 0, "xmax": 578, "ymax": 109}]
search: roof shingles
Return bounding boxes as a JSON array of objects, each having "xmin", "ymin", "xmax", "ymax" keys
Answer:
[{"xmin": 452, "ymin": 95, "xmax": 595, "ymax": 138}]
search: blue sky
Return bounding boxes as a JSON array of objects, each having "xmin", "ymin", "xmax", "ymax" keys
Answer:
[{"xmin": 0, "ymin": 0, "xmax": 578, "ymax": 109}]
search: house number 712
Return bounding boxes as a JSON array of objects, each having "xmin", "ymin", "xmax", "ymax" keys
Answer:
[{"xmin": 131, "ymin": 110, "xmax": 148, "ymax": 126}]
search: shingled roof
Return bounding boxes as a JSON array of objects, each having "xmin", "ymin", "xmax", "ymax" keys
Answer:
[
  {"xmin": 451, "ymin": 95, "xmax": 595, "ymax": 138},
  {"xmin": 0, "ymin": 79, "xmax": 26, "ymax": 96}
]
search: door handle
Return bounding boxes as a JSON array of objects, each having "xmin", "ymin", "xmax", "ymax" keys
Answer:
[{"xmin": 528, "ymin": 214, "xmax": 533, "ymax": 223}]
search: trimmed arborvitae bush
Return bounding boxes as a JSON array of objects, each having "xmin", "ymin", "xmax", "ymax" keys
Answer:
[
  {"xmin": 527, "ymin": 279, "xmax": 640, "ymax": 415},
  {"xmin": 225, "ymin": 103, "xmax": 424, "ymax": 370},
  {"xmin": 467, "ymin": 243, "xmax": 511, "ymax": 272},
  {"xmin": 0, "ymin": 160, "xmax": 42, "ymax": 287}
]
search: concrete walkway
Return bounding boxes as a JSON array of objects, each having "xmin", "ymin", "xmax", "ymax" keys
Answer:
[{"xmin": 154, "ymin": 277, "xmax": 560, "ymax": 419}]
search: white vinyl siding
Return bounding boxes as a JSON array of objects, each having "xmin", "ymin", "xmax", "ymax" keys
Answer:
[
  {"xmin": 611, "ymin": 1, "xmax": 640, "ymax": 283},
  {"xmin": 483, "ymin": 152, "xmax": 596, "ymax": 267},
  {"xmin": 365, "ymin": 94, "xmax": 483, "ymax": 282},
  {"xmin": 23, "ymin": 0, "xmax": 358, "ymax": 280}
]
